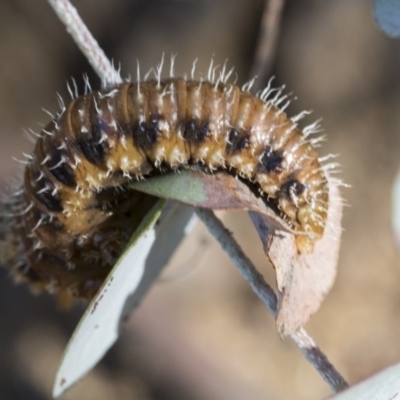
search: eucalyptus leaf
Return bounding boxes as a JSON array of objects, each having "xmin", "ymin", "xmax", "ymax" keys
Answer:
[
  {"xmin": 52, "ymin": 201, "xmax": 195, "ymax": 398},
  {"xmin": 373, "ymin": 0, "xmax": 400, "ymax": 37},
  {"xmin": 327, "ymin": 361, "xmax": 400, "ymax": 400},
  {"xmin": 131, "ymin": 169, "xmax": 292, "ymax": 232}
]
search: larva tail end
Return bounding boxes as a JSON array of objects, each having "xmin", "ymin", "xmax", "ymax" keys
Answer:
[{"xmin": 295, "ymin": 235, "xmax": 316, "ymax": 254}]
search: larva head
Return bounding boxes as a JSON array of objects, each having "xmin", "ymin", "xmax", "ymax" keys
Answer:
[{"xmin": 277, "ymin": 175, "xmax": 328, "ymax": 254}]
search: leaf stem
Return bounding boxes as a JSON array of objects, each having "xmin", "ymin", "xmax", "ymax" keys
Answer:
[
  {"xmin": 195, "ymin": 208, "xmax": 349, "ymax": 393},
  {"xmin": 47, "ymin": 0, "xmax": 122, "ymax": 86}
]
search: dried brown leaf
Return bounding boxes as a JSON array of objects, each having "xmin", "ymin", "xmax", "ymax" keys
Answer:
[
  {"xmin": 132, "ymin": 170, "xmax": 343, "ymax": 336},
  {"xmin": 251, "ymin": 178, "xmax": 343, "ymax": 336}
]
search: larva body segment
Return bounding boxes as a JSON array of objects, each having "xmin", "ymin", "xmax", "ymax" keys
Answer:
[{"xmin": 6, "ymin": 78, "xmax": 328, "ymax": 302}]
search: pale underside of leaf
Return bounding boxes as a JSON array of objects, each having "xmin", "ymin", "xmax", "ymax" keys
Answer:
[
  {"xmin": 326, "ymin": 360, "xmax": 400, "ymax": 400},
  {"xmin": 373, "ymin": 0, "xmax": 400, "ymax": 37},
  {"xmin": 53, "ymin": 201, "xmax": 195, "ymax": 398}
]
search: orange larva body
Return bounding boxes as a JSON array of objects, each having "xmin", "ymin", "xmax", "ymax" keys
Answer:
[{"xmin": 6, "ymin": 78, "xmax": 328, "ymax": 301}]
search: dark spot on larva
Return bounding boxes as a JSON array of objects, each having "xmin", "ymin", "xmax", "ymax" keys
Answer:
[
  {"xmin": 48, "ymin": 148, "xmax": 76, "ymax": 187},
  {"xmin": 147, "ymin": 114, "xmax": 162, "ymax": 144},
  {"xmin": 184, "ymin": 118, "xmax": 209, "ymax": 143},
  {"xmin": 258, "ymin": 146, "xmax": 284, "ymax": 173},
  {"xmin": 132, "ymin": 122, "xmax": 148, "ymax": 149},
  {"xmin": 77, "ymin": 136, "xmax": 105, "ymax": 166},
  {"xmin": 226, "ymin": 129, "xmax": 250, "ymax": 153},
  {"xmin": 34, "ymin": 188, "xmax": 63, "ymax": 213},
  {"xmin": 118, "ymin": 121, "xmax": 130, "ymax": 136},
  {"xmin": 92, "ymin": 119, "xmax": 110, "ymax": 142},
  {"xmin": 50, "ymin": 162, "xmax": 76, "ymax": 187},
  {"xmin": 75, "ymin": 98, "xmax": 110, "ymax": 165},
  {"xmin": 133, "ymin": 114, "xmax": 163, "ymax": 150},
  {"xmin": 280, "ymin": 178, "xmax": 306, "ymax": 201}
]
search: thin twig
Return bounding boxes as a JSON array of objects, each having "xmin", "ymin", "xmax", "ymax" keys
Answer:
[
  {"xmin": 47, "ymin": 0, "xmax": 122, "ymax": 87},
  {"xmin": 250, "ymin": 0, "xmax": 285, "ymax": 93},
  {"xmin": 195, "ymin": 208, "xmax": 349, "ymax": 393}
]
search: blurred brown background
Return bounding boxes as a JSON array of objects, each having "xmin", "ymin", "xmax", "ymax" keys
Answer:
[{"xmin": 1, "ymin": 1, "xmax": 400, "ymax": 399}]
